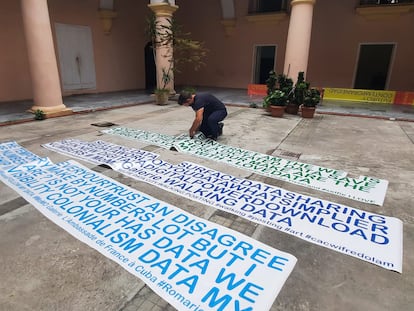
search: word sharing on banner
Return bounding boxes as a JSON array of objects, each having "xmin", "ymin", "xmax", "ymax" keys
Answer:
[
  {"xmin": 0, "ymin": 150, "xmax": 297, "ymax": 311},
  {"xmin": 42, "ymin": 139, "xmax": 403, "ymax": 272},
  {"xmin": 101, "ymin": 127, "xmax": 388, "ymax": 206}
]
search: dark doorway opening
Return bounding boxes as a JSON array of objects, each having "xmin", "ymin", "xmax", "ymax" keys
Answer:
[
  {"xmin": 145, "ymin": 42, "xmax": 156, "ymax": 92},
  {"xmin": 354, "ymin": 44, "xmax": 394, "ymax": 90},
  {"xmin": 248, "ymin": 0, "xmax": 286, "ymax": 13},
  {"xmin": 254, "ymin": 45, "xmax": 276, "ymax": 84}
]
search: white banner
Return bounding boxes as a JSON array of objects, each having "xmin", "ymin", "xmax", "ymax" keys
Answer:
[
  {"xmin": 42, "ymin": 139, "xmax": 403, "ymax": 272},
  {"xmin": 0, "ymin": 141, "xmax": 43, "ymax": 168},
  {"xmin": 101, "ymin": 127, "xmax": 388, "ymax": 206},
  {"xmin": 0, "ymin": 157, "xmax": 297, "ymax": 311}
]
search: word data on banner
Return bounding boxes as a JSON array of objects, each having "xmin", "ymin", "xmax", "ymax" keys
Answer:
[
  {"xmin": 0, "ymin": 154, "xmax": 297, "ymax": 311},
  {"xmin": 101, "ymin": 127, "xmax": 388, "ymax": 206},
  {"xmin": 41, "ymin": 139, "xmax": 403, "ymax": 272}
]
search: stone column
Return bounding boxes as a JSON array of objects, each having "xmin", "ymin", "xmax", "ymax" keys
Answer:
[
  {"xmin": 283, "ymin": 0, "xmax": 316, "ymax": 81},
  {"xmin": 20, "ymin": 0, "xmax": 71, "ymax": 116},
  {"xmin": 148, "ymin": 2, "xmax": 178, "ymax": 94}
]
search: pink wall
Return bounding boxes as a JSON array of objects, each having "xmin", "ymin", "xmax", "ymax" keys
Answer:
[
  {"xmin": 307, "ymin": 0, "xmax": 414, "ymax": 91},
  {"xmin": 175, "ymin": 0, "xmax": 413, "ymax": 91},
  {"xmin": 0, "ymin": 0, "xmax": 32, "ymax": 101},
  {"xmin": 0, "ymin": 0, "xmax": 149, "ymax": 102},
  {"xmin": 174, "ymin": 0, "xmax": 289, "ymax": 88},
  {"xmin": 48, "ymin": 0, "xmax": 148, "ymax": 96},
  {"xmin": 0, "ymin": 0, "xmax": 413, "ymax": 103}
]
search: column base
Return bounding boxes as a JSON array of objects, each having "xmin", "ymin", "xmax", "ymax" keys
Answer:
[{"xmin": 28, "ymin": 105, "xmax": 73, "ymax": 118}]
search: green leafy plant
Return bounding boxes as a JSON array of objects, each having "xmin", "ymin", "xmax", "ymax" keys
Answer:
[
  {"xmin": 304, "ymin": 88, "xmax": 321, "ymax": 107},
  {"xmin": 265, "ymin": 70, "xmax": 278, "ymax": 95},
  {"xmin": 264, "ymin": 90, "xmax": 287, "ymax": 107},
  {"xmin": 34, "ymin": 109, "xmax": 45, "ymax": 120},
  {"xmin": 182, "ymin": 86, "xmax": 196, "ymax": 94},
  {"xmin": 146, "ymin": 14, "xmax": 208, "ymax": 92},
  {"xmin": 293, "ymin": 71, "xmax": 310, "ymax": 106},
  {"xmin": 278, "ymin": 74, "xmax": 294, "ymax": 102},
  {"xmin": 263, "ymin": 71, "xmax": 319, "ymax": 111}
]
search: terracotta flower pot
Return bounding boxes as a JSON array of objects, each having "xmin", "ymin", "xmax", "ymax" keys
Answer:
[
  {"xmin": 154, "ymin": 90, "xmax": 169, "ymax": 105},
  {"xmin": 301, "ymin": 106, "xmax": 316, "ymax": 118},
  {"xmin": 270, "ymin": 105, "xmax": 285, "ymax": 117},
  {"xmin": 285, "ymin": 102, "xmax": 299, "ymax": 115}
]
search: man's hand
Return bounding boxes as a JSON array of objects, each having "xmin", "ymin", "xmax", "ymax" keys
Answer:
[{"xmin": 189, "ymin": 108, "xmax": 203, "ymax": 139}]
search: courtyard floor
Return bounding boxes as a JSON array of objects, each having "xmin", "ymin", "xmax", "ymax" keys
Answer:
[{"xmin": 0, "ymin": 93, "xmax": 413, "ymax": 310}]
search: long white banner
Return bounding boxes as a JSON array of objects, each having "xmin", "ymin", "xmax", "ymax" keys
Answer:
[
  {"xmin": 101, "ymin": 127, "xmax": 388, "ymax": 206},
  {"xmin": 0, "ymin": 141, "xmax": 43, "ymax": 166},
  {"xmin": 42, "ymin": 139, "xmax": 403, "ymax": 272},
  {"xmin": 0, "ymin": 149, "xmax": 297, "ymax": 311}
]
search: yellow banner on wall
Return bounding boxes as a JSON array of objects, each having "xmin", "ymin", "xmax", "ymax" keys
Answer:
[{"xmin": 323, "ymin": 88, "xmax": 396, "ymax": 104}]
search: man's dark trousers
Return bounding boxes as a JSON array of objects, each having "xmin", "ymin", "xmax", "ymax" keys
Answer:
[{"xmin": 200, "ymin": 109, "xmax": 227, "ymax": 139}]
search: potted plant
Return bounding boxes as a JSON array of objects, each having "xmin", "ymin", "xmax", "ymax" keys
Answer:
[
  {"xmin": 266, "ymin": 70, "xmax": 278, "ymax": 95},
  {"xmin": 154, "ymin": 68, "xmax": 171, "ymax": 105},
  {"xmin": 263, "ymin": 70, "xmax": 278, "ymax": 111},
  {"xmin": 265, "ymin": 90, "xmax": 287, "ymax": 117},
  {"xmin": 302, "ymin": 88, "xmax": 321, "ymax": 118},
  {"xmin": 292, "ymin": 71, "xmax": 309, "ymax": 109},
  {"xmin": 278, "ymin": 74, "xmax": 295, "ymax": 114}
]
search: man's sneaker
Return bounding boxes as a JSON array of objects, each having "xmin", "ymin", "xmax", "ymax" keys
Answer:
[{"xmin": 218, "ymin": 122, "xmax": 224, "ymax": 136}]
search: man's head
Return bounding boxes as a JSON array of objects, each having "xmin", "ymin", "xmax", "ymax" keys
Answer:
[{"xmin": 178, "ymin": 90, "xmax": 194, "ymax": 106}]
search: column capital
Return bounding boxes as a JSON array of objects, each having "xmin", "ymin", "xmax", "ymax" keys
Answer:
[
  {"xmin": 148, "ymin": 3, "xmax": 178, "ymax": 17},
  {"xmin": 291, "ymin": 0, "xmax": 316, "ymax": 6}
]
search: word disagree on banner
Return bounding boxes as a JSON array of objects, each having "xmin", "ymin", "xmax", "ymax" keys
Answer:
[
  {"xmin": 0, "ymin": 149, "xmax": 297, "ymax": 311},
  {"xmin": 41, "ymin": 139, "xmax": 403, "ymax": 272},
  {"xmin": 101, "ymin": 127, "xmax": 388, "ymax": 206}
]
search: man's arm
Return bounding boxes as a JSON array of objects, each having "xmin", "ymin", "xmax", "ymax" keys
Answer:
[{"xmin": 189, "ymin": 108, "xmax": 204, "ymax": 138}]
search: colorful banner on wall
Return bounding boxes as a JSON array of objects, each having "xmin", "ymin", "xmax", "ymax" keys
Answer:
[
  {"xmin": 393, "ymin": 91, "xmax": 414, "ymax": 106},
  {"xmin": 0, "ymin": 151, "xmax": 297, "ymax": 311},
  {"xmin": 247, "ymin": 84, "xmax": 268, "ymax": 96},
  {"xmin": 101, "ymin": 127, "xmax": 388, "ymax": 206},
  {"xmin": 42, "ymin": 139, "xmax": 403, "ymax": 272},
  {"xmin": 323, "ymin": 88, "xmax": 396, "ymax": 104}
]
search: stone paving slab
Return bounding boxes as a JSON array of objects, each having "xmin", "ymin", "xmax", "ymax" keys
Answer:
[{"xmin": 0, "ymin": 103, "xmax": 413, "ymax": 311}]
